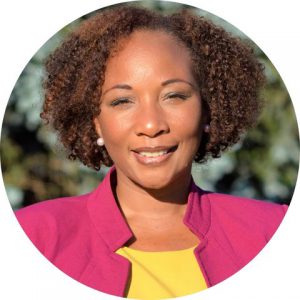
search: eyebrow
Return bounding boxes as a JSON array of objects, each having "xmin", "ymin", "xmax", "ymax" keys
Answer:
[
  {"xmin": 102, "ymin": 84, "xmax": 132, "ymax": 96},
  {"xmin": 102, "ymin": 78, "xmax": 196, "ymax": 96},
  {"xmin": 161, "ymin": 78, "xmax": 196, "ymax": 89}
]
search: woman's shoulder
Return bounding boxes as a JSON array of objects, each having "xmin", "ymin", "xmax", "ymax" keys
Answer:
[
  {"xmin": 204, "ymin": 190, "xmax": 288, "ymax": 218},
  {"xmin": 200, "ymin": 189, "xmax": 288, "ymax": 238},
  {"xmin": 15, "ymin": 192, "xmax": 90, "ymax": 222},
  {"xmin": 15, "ymin": 193, "xmax": 92, "ymax": 254},
  {"xmin": 204, "ymin": 190, "xmax": 288, "ymax": 214}
]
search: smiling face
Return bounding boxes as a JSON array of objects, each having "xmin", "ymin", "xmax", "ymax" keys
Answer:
[{"xmin": 94, "ymin": 30, "xmax": 205, "ymax": 190}]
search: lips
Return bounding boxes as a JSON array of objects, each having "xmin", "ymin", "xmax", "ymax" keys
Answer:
[
  {"xmin": 139, "ymin": 150, "xmax": 168, "ymax": 157},
  {"xmin": 132, "ymin": 145, "xmax": 177, "ymax": 155},
  {"xmin": 131, "ymin": 145, "xmax": 178, "ymax": 165}
]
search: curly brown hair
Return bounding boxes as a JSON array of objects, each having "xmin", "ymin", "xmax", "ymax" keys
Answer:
[{"xmin": 41, "ymin": 4, "xmax": 265, "ymax": 171}]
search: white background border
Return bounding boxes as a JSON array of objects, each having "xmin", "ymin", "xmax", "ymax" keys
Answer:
[{"xmin": 0, "ymin": 1, "xmax": 299, "ymax": 299}]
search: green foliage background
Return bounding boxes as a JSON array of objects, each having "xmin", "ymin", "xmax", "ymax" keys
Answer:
[{"xmin": 1, "ymin": 1, "xmax": 298, "ymax": 209}]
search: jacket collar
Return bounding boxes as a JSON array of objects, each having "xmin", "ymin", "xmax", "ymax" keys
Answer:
[
  {"xmin": 87, "ymin": 166, "xmax": 211, "ymax": 252},
  {"xmin": 87, "ymin": 167, "xmax": 133, "ymax": 252}
]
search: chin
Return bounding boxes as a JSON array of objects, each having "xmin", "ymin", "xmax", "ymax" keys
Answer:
[
  {"xmin": 140, "ymin": 181, "xmax": 168, "ymax": 190},
  {"xmin": 133, "ymin": 170, "xmax": 181, "ymax": 191}
]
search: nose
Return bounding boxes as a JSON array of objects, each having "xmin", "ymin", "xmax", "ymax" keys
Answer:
[{"xmin": 134, "ymin": 102, "xmax": 170, "ymax": 138}]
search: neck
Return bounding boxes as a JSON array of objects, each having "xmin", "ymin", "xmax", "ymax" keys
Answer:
[{"xmin": 112, "ymin": 168, "xmax": 192, "ymax": 219}]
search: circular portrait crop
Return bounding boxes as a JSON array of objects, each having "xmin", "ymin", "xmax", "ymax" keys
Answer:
[{"xmin": 0, "ymin": 1, "xmax": 298, "ymax": 299}]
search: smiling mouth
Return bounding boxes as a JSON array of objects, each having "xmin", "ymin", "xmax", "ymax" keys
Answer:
[
  {"xmin": 132, "ymin": 145, "xmax": 178, "ymax": 165},
  {"xmin": 139, "ymin": 150, "xmax": 169, "ymax": 157},
  {"xmin": 133, "ymin": 145, "xmax": 177, "ymax": 155}
]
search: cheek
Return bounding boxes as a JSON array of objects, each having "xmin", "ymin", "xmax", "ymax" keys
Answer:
[
  {"xmin": 98, "ymin": 111, "xmax": 136, "ymax": 167},
  {"xmin": 171, "ymin": 103, "xmax": 203, "ymax": 139},
  {"xmin": 99, "ymin": 115, "xmax": 127, "ymax": 149},
  {"xmin": 176, "ymin": 109, "xmax": 203, "ymax": 162}
]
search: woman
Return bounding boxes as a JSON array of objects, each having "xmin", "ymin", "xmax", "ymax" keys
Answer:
[{"xmin": 15, "ymin": 4, "xmax": 288, "ymax": 299}]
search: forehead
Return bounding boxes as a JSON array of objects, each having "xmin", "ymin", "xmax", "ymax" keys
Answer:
[{"xmin": 103, "ymin": 30, "xmax": 194, "ymax": 85}]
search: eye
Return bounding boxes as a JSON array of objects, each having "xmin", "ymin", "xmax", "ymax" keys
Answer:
[
  {"xmin": 165, "ymin": 92, "xmax": 190, "ymax": 101},
  {"xmin": 110, "ymin": 97, "xmax": 133, "ymax": 107}
]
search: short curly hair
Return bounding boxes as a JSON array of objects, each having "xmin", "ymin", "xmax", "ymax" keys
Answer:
[{"xmin": 41, "ymin": 4, "xmax": 265, "ymax": 170}]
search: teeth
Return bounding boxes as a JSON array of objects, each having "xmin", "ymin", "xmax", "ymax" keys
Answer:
[{"xmin": 139, "ymin": 150, "xmax": 167, "ymax": 157}]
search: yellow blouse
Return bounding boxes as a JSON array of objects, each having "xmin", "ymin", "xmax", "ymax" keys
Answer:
[{"xmin": 116, "ymin": 246, "xmax": 207, "ymax": 299}]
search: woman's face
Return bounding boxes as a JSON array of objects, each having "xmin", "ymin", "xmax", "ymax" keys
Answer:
[{"xmin": 94, "ymin": 30, "xmax": 205, "ymax": 189}]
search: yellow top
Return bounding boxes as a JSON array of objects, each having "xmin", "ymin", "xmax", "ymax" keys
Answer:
[{"xmin": 116, "ymin": 245, "xmax": 207, "ymax": 299}]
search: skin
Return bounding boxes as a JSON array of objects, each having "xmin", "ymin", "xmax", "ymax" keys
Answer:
[{"xmin": 94, "ymin": 30, "xmax": 206, "ymax": 251}]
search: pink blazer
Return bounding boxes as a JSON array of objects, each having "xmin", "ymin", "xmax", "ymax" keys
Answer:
[{"xmin": 15, "ymin": 167, "xmax": 287, "ymax": 297}]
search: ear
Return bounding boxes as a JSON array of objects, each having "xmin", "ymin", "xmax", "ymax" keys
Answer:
[{"xmin": 93, "ymin": 117, "xmax": 102, "ymax": 137}]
